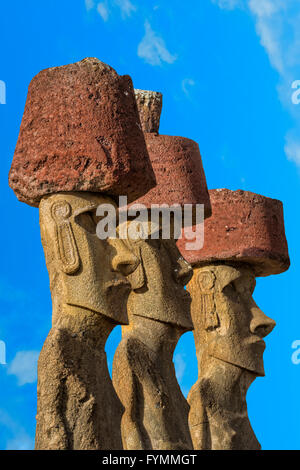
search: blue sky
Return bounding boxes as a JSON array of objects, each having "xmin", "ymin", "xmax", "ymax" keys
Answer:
[{"xmin": 0, "ymin": 0, "xmax": 300, "ymax": 450}]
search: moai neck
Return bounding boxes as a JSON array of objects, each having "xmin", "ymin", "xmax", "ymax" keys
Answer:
[
  {"xmin": 52, "ymin": 297, "xmax": 115, "ymax": 352},
  {"xmin": 122, "ymin": 315, "xmax": 183, "ymax": 373},
  {"xmin": 187, "ymin": 263, "xmax": 275, "ymax": 450},
  {"xmin": 190, "ymin": 353, "xmax": 259, "ymax": 450}
]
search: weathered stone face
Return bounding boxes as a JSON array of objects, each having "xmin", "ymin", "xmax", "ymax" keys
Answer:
[
  {"xmin": 187, "ymin": 264, "xmax": 276, "ymax": 450},
  {"xmin": 124, "ymin": 226, "xmax": 194, "ymax": 330},
  {"xmin": 9, "ymin": 58, "xmax": 156, "ymax": 206},
  {"xmin": 188, "ymin": 264, "xmax": 276, "ymax": 376},
  {"xmin": 178, "ymin": 189, "xmax": 290, "ymax": 276},
  {"xmin": 39, "ymin": 192, "xmax": 138, "ymax": 325}
]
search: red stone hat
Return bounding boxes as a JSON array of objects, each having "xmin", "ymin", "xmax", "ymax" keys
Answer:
[
  {"xmin": 177, "ymin": 189, "xmax": 290, "ymax": 276},
  {"xmin": 9, "ymin": 58, "xmax": 156, "ymax": 207},
  {"xmin": 122, "ymin": 90, "xmax": 211, "ymax": 222}
]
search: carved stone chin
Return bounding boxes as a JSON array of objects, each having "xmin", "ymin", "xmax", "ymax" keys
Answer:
[{"xmin": 186, "ymin": 264, "xmax": 276, "ymax": 450}]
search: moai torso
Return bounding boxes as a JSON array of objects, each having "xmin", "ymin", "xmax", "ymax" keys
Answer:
[
  {"xmin": 36, "ymin": 312, "xmax": 124, "ymax": 450},
  {"xmin": 113, "ymin": 320, "xmax": 191, "ymax": 450}
]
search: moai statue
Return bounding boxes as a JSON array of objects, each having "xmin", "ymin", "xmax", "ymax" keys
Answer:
[
  {"xmin": 8, "ymin": 58, "xmax": 156, "ymax": 450},
  {"xmin": 178, "ymin": 189, "xmax": 290, "ymax": 450},
  {"xmin": 112, "ymin": 90, "xmax": 211, "ymax": 450}
]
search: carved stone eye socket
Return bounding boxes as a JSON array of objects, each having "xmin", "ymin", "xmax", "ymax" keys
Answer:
[
  {"xmin": 230, "ymin": 276, "xmax": 256, "ymax": 296},
  {"xmin": 75, "ymin": 211, "xmax": 97, "ymax": 234},
  {"xmin": 223, "ymin": 281, "xmax": 237, "ymax": 295}
]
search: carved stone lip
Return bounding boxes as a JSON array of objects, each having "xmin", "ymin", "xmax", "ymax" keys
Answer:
[
  {"xmin": 246, "ymin": 337, "xmax": 266, "ymax": 349},
  {"xmin": 106, "ymin": 278, "xmax": 131, "ymax": 290}
]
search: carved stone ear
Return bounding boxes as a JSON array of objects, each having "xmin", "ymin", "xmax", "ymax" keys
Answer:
[
  {"xmin": 197, "ymin": 270, "xmax": 216, "ymax": 294},
  {"xmin": 197, "ymin": 270, "xmax": 219, "ymax": 331},
  {"xmin": 51, "ymin": 201, "xmax": 80, "ymax": 274}
]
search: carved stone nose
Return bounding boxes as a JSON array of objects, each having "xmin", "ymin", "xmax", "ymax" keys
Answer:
[
  {"xmin": 250, "ymin": 306, "xmax": 276, "ymax": 338},
  {"xmin": 110, "ymin": 239, "xmax": 140, "ymax": 275}
]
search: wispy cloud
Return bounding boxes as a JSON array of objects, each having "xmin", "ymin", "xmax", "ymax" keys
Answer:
[
  {"xmin": 7, "ymin": 351, "xmax": 39, "ymax": 386},
  {"xmin": 115, "ymin": 0, "xmax": 136, "ymax": 18},
  {"xmin": 212, "ymin": 0, "xmax": 242, "ymax": 9},
  {"xmin": 138, "ymin": 21, "xmax": 177, "ymax": 66},
  {"xmin": 85, "ymin": 0, "xmax": 95, "ymax": 11},
  {"xmin": 87, "ymin": 0, "xmax": 136, "ymax": 20},
  {"xmin": 97, "ymin": 2, "xmax": 109, "ymax": 21},
  {"xmin": 248, "ymin": 0, "xmax": 286, "ymax": 75},
  {"xmin": 182, "ymin": 78, "xmax": 195, "ymax": 97},
  {"xmin": 6, "ymin": 434, "xmax": 34, "ymax": 450},
  {"xmin": 0, "ymin": 409, "xmax": 34, "ymax": 450},
  {"xmin": 213, "ymin": 0, "xmax": 300, "ymax": 167},
  {"xmin": 285, "ymin": 132, "xmax": 300, "ymax": 167}
]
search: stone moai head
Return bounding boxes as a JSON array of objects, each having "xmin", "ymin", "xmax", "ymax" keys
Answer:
[
  {"xmin": 188, "ymin": 264, "xmax": 276, "ymax": 376},
  {"xmin": 124, "ymin": 225, "xmax": 194, "ymax": 330},
  {"xmin": 9, "ymin": 59, "xmax": 158, "ymax": 324},
  {"xmin": 39, "ymin": 192, "xmax": 139, "ymax": 325},
  {"xmin": 118, "ymin": 89, "xmax": 212, "ymax": 330},
  {"xmin": 179, "ymin": 189, "xmax": 290, "ymax": 376}
]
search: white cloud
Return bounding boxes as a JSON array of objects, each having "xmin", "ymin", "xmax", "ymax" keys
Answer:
[
  {"xmin": 85, "ymin": 0, "xmax": 95, "ymax": 11},
  {"xmin": 7, "ymin": 350, "xmax": 39, "ymax": 386},
  {"xmin": 6, "ymin": 435, "xmax": 34, "ymax": 450},
  {"xmin": 89, "ymin": 0, "xmax": 135, "ymax": 20},
  {"xmin": 248, "ymin": 0, "xmax": 300, "ymax": 166},
  {"xmin": 174, "ymin": 353, "xmax": 186, "ymax": 382},
  {"xmin": 249, "ymin": 0, "xmax": 281, "ymax": 18},
  {"xmin": 114, "ymin": 0, "xmax": 136, "ymax": 17},
  {"xmin": 248, "ymin": 0, "xmax": 286, "ymax": 75},
  {"xmin": 285, "ymin": 133, "xmax": 300, "ymax": 167},
  {"xmin": 182, "ymin": 78, "xmax": 195, "ymax": 97},
  {"xmin": 212, "ymin": 0, "xmax": 241, "ymax": 10},
  {"xmin": 97, "ymin": 2, "xmax": 109, "ymax": 21},
  {"xmin": 213, "ymin": 0, "xmax": 300, "ymax": 166},
  {"xmin": 0, "ymin": 409, "xmax": 34, "ymax": 450},
  {"xmin": 138, "ymin": 21, "xmax": 177, "ymax": 66}
]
